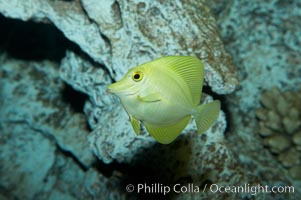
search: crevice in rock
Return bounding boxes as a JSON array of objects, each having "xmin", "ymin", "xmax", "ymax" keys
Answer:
[
  {"xmin": 0, "ymin": 13, "xmax": 112, "ymax": 116},
  {"xmin": 55, "ymin": 146, "xmax": 89, "ymax": 172},
  {"xmin": 61, "ymin": 83, "xmax": 88, "ymax": 113},
  {"xmin": 78, "ymin": 0, "xmax": 113, "ymax": 60},
  {"xmin": 91, "ymin": 160, "xmax": 124, "ymax": 178},
  {"xmin": 0, "ymin": 14, "xmax": 76, "ymax": 62},
  {"xmin": 113, "ymin": 0, "xmax": 123, "ymax": 27}
]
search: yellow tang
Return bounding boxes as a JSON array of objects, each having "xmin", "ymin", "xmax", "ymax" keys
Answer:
[{"xmin": 108, "ymin": 56, "xmax": 220, "ymax": 144}]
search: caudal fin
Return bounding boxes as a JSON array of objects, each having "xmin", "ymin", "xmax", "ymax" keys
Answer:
[{"xmin": 193, "ymin": 100, "xmax": 220, "ymax": 134}]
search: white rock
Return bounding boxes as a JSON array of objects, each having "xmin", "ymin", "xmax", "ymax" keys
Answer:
[
  {"xmin": 0, "ymin": 0, "xmax": 238, "ymax": 95},
  {"xmin": 0, "ymin": 54, "xmax": 95, "ymax": 167},
  {"xmin": 0, "ymin": 124, "xmax": 56, "ymax": 200}
]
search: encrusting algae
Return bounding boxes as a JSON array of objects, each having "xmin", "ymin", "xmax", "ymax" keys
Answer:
[{"xmin": 108, "ymin": 56, "xmax": 220, "ymax": 144}]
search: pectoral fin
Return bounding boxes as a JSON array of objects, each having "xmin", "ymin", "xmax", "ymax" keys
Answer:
[
  {"xmin": 145, "ymin": 116, "xmax": 191, "ymax": 144},
  {"xmin": 130, "ymin": 115, "xmax": 140, "ymax": 135},
  {"xmin": 138, "ymin": 93, "xmax": 161, "ymax": 102}
]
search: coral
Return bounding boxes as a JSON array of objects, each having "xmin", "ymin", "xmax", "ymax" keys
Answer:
[
  {"xmin": 0, "ymin": 0, "xmax": 238, "ymax": 95},
  {"xmin": 256, "ymin": 87, "xmax": 301, "ymax": 180}
]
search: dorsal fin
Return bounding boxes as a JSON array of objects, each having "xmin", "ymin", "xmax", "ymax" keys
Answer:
[{"xmin": 150, "ymin": 56, "xmax": 204, "ymax": 106}]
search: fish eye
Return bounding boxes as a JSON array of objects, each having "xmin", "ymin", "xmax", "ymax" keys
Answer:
[{"xmin": 132, "ymin": 71, "xmax": 143, "ymax": 82}]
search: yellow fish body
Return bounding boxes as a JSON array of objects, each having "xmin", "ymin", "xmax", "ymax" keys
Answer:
[{"xmin": 108, "ymin": 56, "xmax": 220, "ymax": 144}]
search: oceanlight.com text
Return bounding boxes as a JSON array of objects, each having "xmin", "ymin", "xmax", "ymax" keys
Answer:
[{"xmin": 125, "ymin": 183, "xmax": 294, "ymax": 196}]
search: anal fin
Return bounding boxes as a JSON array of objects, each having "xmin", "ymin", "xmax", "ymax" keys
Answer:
[{"xmin": 145, "ymin": 116, "xmax": 191, "ymax": 144}]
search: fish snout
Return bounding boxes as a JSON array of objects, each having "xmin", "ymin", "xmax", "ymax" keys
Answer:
[
  {"xmin": 107, "ymin": 81, "xmax": 128, "ymax": 94},
  {"xmin": 107, "ymin": 83, "xmax": 115, "ymax": 93}
]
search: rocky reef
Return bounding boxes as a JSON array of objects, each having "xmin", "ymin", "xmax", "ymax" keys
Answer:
[{"xmin": 0, "ymin": 0, "xmax": 301, "ymax": 199}]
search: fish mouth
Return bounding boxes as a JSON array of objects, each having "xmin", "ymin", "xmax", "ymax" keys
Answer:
[{"xmin": 107, "ymin": 82, "xmax": 138, "ymax": 96}]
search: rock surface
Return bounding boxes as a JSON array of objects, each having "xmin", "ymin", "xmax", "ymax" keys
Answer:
[
  {"xmin": 0, "ymin": 123, "xmax": 56, "ymax": 200},
  {"xmin": 0, "ymin": 0, "xmax": 238, "ymax": 94},
  {"xmin": 209, "ymin": 0, "xmax": 301, "ymax": 196},
  {"xmin": 1, "ymin": 0, "xmax": 301, "ymax": 199},
  {"xmin": 0, "ymin": 54, "xmax": 130, "ymax": 200},
  {"xmin": 0, "ymin": 54, "xmax": 95, "ymax": 167},
  {"xmin": 0, "ymin": 0, "xmax": 241, "ymax": 198}
]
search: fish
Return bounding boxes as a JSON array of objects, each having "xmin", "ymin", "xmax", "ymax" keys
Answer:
[{"xmin": 107, "ymin": 56, "xmax": 220, "ymax": 144}]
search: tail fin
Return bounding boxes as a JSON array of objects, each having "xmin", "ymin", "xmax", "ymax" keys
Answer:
[{"xmin": 192, "ymin": 100, "xmax": 220, "ymax": 134}]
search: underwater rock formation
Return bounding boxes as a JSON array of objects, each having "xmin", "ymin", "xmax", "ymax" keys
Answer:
[
  {"xmin": 214, "ymin": 0, "xmax": 301, "ymax": 112},
  {"xmin": 2, "ymin": 0, "xmax": 301, "ymax": 199},
  {"xmin": 256, "ymin": 87, "xmax": 301, "ymax": 180},
  {"xmin": 0, "ymin": 55, "xmax": 129, "ymax": 199},
  {"xmin": 209, "ymin": 0, "xmax": 301, "ymax": 197},
  {"xmin": 0, "ymin": 0, "xmax": 241, "ymax": 199},
  {"xmin": 47, "ymin": 0, "xmax": 239, "ymax": 167},
  {"xmin": 0, "ymin": 0, "xmax": 238, "ymax": 95},
  {"xmin": 0, "ymin": 54, "xmax": 95, "ymax": 167},
  {"xmin": 0, "ymin": 122, "xmax": 56, "ymax": 200}
]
